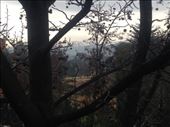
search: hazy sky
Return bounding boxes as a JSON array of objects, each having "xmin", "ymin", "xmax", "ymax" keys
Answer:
[{"xmin": 1, "ymin": 0, "xmax": 170, "ymax": 43}]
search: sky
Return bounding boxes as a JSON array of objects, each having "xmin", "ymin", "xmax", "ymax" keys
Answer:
[{"xmin": 1, "ymin": 0, "xmax": 170, "ymax": 43}]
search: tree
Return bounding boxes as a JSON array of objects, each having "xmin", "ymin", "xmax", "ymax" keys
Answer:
[
  {"xmin": 1, "ymin": 0, "xmax": 92, "ymax": 126},
  {"xmin": 119, "ymin": 1, "xmax": 152, "ymax": 127},
  {"xmin": 1, "ymin": 0, "xmax": 170, "ymax": 127}
]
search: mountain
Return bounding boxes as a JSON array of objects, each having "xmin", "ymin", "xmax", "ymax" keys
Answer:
[
  {"xmin": 66, "ymin": 41, "xmax": 94, "ymax": 59},
  {"xmin": 66, "ymin": 41, "xmax": 121, "ymax": 60}
]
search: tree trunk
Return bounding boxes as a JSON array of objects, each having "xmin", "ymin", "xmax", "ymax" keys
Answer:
[
  {"xmin": 25, "ymin": 2, "xmax": 53, "ymax": 121},
  {"xmin": 120, "ymin": 1, "xmax": 152, "ymax": 127},
  {"xmin": 0, "ymin": 50, "xmax": 46, "ymax": 127}
]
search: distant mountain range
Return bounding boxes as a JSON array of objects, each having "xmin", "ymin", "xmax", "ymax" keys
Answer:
[
  {"xmin": 6, "ymin": 41, "xmax": 127, "ymax": 60},
  {"xmin": 66, "ymin": 41, "xmax": 94, "ymax": 59},
  {"xmin": 66, "ymin": 41, "xmax": 124, "ymax": 59}
]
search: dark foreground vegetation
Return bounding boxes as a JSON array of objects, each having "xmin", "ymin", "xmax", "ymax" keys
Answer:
[{"xmin": 0, "ymin": 0, "xmax": 170, "ymax": 127}]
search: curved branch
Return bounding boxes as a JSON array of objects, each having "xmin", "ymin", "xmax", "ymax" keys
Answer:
[
  {"xmin": 51, "ymin": 45, "xmax": 170, "ymax": 125},
  {"xmin": 52, "ymin": 7, "xmax": 72, "ymax": 21},
  {"xmin": 0, "ymin": 50, "xmax": 45, "ymax": 127},
  {"xmin": 41, "ymin": 0, "xmax": 93, "ymax": 54},
  {"xmin": 53, "ymin": 59, "xmax": 131, "ymax": 106},
  {"xmin": 135, "ymin": 71, "xmax": 161, "ymax": 126}
]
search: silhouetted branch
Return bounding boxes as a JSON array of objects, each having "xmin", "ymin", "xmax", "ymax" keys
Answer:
[
  {"xmin": 152, "ymin": 18, "xmax": 167, "ymax": 23},
  {"xmin": 51, "ymin": 7, "xmax": 72, "ymax": 21},
  {"xmin": 135, "ymin": 71, "xmax": 161, "ymax": 126},
  {"xmin": 41, "ymin": 0, "xmax": 93, "ymax": 54},
  {"xmin": 0, "ymin": 50, "xmax": 45, "ymax": 127},
  {"xmin": 53, "ymin": 58, "xmax": 131, "ymax": 107},
  {"xmin": 51, "ymin": 44, "xmax": 170, "ymax": 125},
  {"xmin": 49, "ymin": 20, "xmax": 60, "ymax": 31}
]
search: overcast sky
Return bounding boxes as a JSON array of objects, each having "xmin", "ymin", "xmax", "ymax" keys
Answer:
[{"xmin": 1, "ymin": 0, "xmax": 170, "ymax": 43}]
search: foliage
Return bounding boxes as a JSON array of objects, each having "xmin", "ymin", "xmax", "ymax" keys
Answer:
[{"xmin": 1, "ymin": 0, "xmax": 170, "ymax": 127}]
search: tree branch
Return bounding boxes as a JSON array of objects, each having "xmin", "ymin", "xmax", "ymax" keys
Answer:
[
  {"xmin": 51, "ymin": 44, "xmax": 170, "ymax": 125},
  {"xmin": 135, "ymin": 71, "xmax": 161, "ymax": 126},
  {"xmin": 41, "ymin": 0, "xmax": 93, "ymax": 54},
  {"xmin": 53, "ymin": 58, "xmax": 131, "ymax": 107},
  {"xmin": 0, "ymin": 50, "xmax": 46, "ymax": 127}
]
